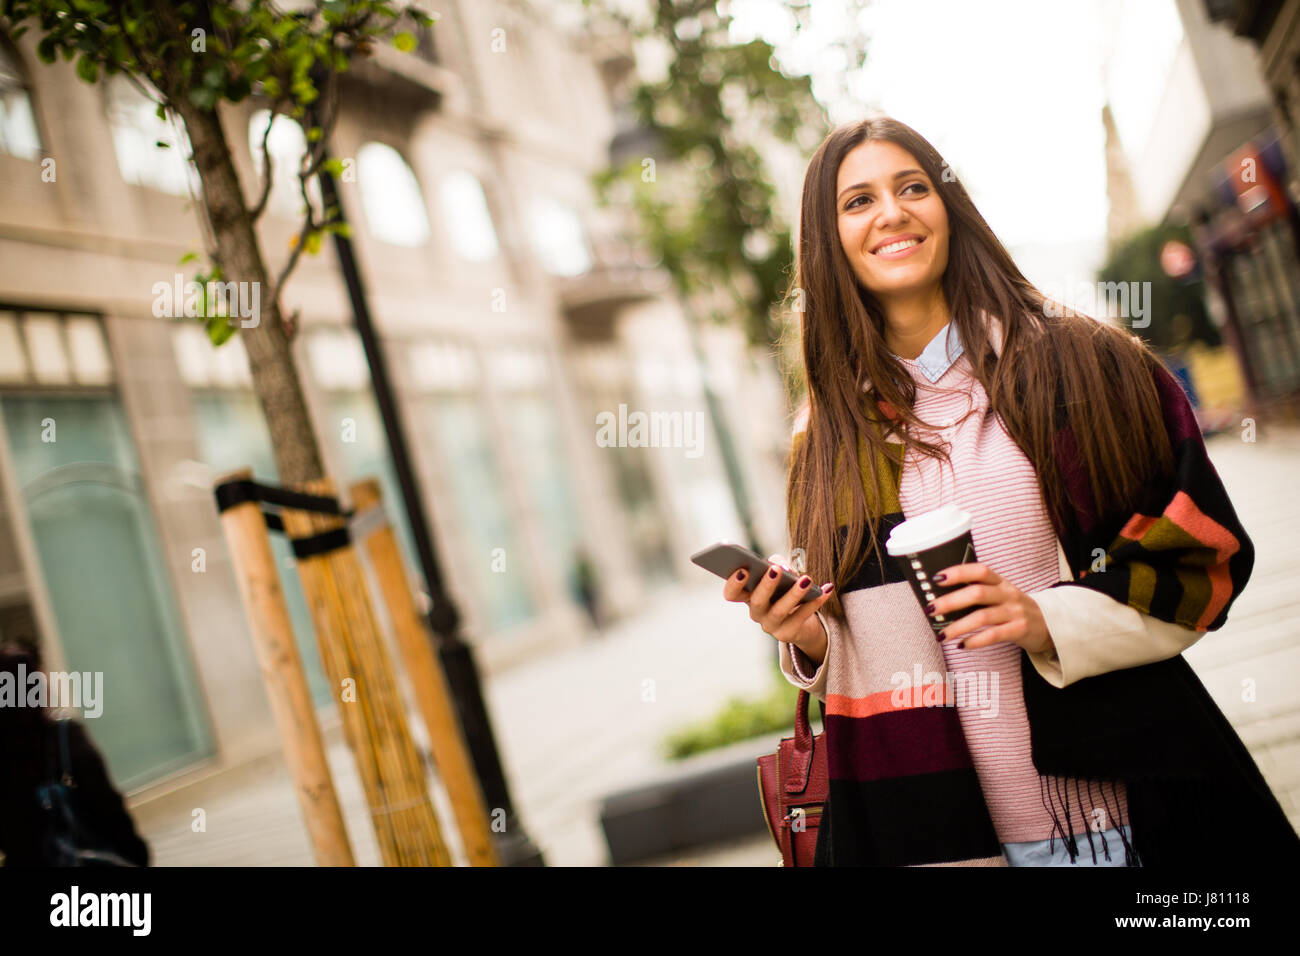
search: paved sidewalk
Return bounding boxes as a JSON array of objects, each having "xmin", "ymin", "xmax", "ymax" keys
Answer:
[{"xmin": 131, "ymin": 577, "xmax": 778, "ymax": 865}]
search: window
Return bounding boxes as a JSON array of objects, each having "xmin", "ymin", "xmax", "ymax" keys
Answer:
[
  {"xmin": 439, "ymin": 170, "xmax": 499, "ymax": 262},
  {"xmin": 106, "ymin": 75, "xmax": 200, "ymax": 196},
  {"xmin": 356, "ymin": 141, "xmax": 431, "ymax": 246},
  {"xmin": 527, "ymin": 197, "xmax": 592, "ymax": 276},
  {"xmin": 248, "ymin": 109, "xmax": 323, "ymax": 218},
  {"xmin": 405, "ymin": 341, "xmax": 534, "ymax": 631},
  {"xmin": 1, "ymin": 311, "xmax": 214, "ymax": 786},
  {"xmin": 0, "ymin": 311, "xmax": 114, "ymax": 386},
  {"xmin": 0, "ymin": 40, "xmax": 41, "ymax": 160}
]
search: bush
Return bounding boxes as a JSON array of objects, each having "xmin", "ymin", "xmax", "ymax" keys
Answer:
[{"xmin": 662, "ymin": 654, "xmax": 821, "ymax": 759}]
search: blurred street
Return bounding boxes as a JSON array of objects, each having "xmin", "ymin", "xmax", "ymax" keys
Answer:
[{"xmin": 128, "ymin": 424, "xmax": 1300, "ymax": 865}]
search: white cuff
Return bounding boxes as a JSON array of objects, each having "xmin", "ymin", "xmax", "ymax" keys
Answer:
[
  {"xmin": 777, "ymin": 610, "xmax": 832, "ymax": 702},
  {"xmin": 1028, "ymin": 583, "xmax": 1206, "ymax": 688}
]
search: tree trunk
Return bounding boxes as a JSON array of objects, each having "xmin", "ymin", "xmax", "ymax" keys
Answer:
[{"xmin": 172, "ymin": 96, "xmax": 326, "ymax": 486}]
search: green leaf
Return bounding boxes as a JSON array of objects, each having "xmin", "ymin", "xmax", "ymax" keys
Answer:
[
  {"xmin": 188, "ymin": 85, "xmax": 218, "ymax": 110},
  {"xmin": 75, "ymin": 55, "xmax": 99, "ymax": 84},
  {"xmin": 304, "ymin": 231, "xmax": 322, "ymax": 256},
  {"xmin": 205, "ymin": 313, "xmax": 237, "ymax": 346},
  {"xmin": 306, "ymin": 126, "xmax": 322, "ymax": 143},
  {"xmin": 178, "ymin": 251, "xmax": 198, "ymax": 265},
  {"xmin": 36, "ymin": 36, "xmax": 58, "ymax": 65},
  {"xmin": 392, "ymin": 31, "xmax": 417, "ymax": 53},
  {"xmin": 155, "ymin": 103, "xmax": 167, "ymax": 122}
]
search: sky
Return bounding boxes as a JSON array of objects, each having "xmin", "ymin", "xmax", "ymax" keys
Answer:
[{"xmin": 726, "ymin": 0, "xmax": 1185, "ymax": 292}]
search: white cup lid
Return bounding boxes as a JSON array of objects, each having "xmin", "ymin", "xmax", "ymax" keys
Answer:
[{"xmin": 885, "ymin": 504, "xmax": 972, "ymax": 555}]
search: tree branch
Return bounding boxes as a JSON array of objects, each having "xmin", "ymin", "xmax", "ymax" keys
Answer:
[{"xmin": 248, "ymin": 98, "xmax": 288, "ymax": 222}]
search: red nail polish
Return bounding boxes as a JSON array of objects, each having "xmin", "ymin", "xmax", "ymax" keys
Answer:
[
  {"xmin": 956, "ymin": 640, "xmax": 965, "ymax": 649},
  {"xmin": 798, "ymin": 576, "xmax": 811, "ymax": 588},
  {"xmin": 768, "ymin": 568, "xmax": 778, "ymax": 579},
  {"xmin": 933, "ymin": 572, "xmax": 947, "ymax": 584},
  {"xmin": 924, "ymin": 601, "xmax": 935, "ymax": 614},
  {"xmin": 737, "ymin": 570, "xmax": 747, "ymax": 581}
]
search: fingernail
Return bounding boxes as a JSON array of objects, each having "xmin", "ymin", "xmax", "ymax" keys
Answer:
[
  {"xmin": 956, "ymin": 640, "xmax": 965, "ymax": 649},
  {"xmin": 768, "ymin": 567, "xmax": 778, "ymax": 579},
  {"xmin": 936, "ymin": 629, "xmax": 946, "ymax": 642},
  {"xmin": 924, "ymin": 601, "xmax": 935, "ymax": 614},
  {"xmin": 798, "ymin": 576, "xmax": 811, "ymax": 589},
  {"xmin": 821, "ymin": 583, "xmax": 834, "ymax": 594},
  {"xmin": 736, "ymin": 570, "xmax": 747, "ymax": 582},
  {"xmin": 933, "ymin": 572, "xmax": 947, "ymax": 584}
]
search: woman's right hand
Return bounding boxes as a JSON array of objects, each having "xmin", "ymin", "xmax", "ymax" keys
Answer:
[{"xmin": 722, "ymin": 553, "xmax": 834, "ymax": 656}]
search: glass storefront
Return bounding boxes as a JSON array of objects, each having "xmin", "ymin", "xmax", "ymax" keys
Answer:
[
  {"xmin": 419, "ymin": 393, "xmax": 534, "ymax": 631},
  {"xmin": 0, "ymin": 393, "xmax": 213, "ymax": 788}
]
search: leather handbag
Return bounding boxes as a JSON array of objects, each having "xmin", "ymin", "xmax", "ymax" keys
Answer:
[{"xmin": 756, "ymin": 689, "xmax": 828, "ymax": 866}]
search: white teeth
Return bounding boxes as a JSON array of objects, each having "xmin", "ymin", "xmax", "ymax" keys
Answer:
[{"xmin": 876, "ymin": 238, "xmax": 920, "ymax": 255}]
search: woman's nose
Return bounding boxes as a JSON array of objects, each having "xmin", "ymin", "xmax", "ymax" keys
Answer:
[{"xmin": 875, "ymin": 192, "xmax": 908, "ymax": 228}]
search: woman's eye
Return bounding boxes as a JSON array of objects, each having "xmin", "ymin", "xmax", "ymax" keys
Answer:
[
  {"xmin": 846, "ymin": 194, "xmax": 870, "ymax": 209},
  {"xmin": 902, "ymin": 181, "xmax": 929, "ymax": 195}
]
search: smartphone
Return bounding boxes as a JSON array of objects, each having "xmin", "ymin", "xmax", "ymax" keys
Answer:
[{"xmin": 690, "ymin": 542, "xmax": 822, "ymax": 605}]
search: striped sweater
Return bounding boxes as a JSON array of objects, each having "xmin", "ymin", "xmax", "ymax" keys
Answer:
[{"xmin": 777, "ymin": 314, "xmax": 1299, "ymax": 867}]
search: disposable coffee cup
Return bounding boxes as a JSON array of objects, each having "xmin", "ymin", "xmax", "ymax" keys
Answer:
[{"xmin": 885, "ymin": 504, "xmax": 981, "ymax": 634}]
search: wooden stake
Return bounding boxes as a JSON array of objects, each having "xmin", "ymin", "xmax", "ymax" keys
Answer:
[
  {"xmin": 281, "ymin": 476, "xmax": 450, "ymax": 866},
  {"xmin": 214, "ymin": 468, "xmax": 355, "ymax": 867},
  {"xmin": 350, "ymin": 479, "xmax": 501, "ymax": 867}
]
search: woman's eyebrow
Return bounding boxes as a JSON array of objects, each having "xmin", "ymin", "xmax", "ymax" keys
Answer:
[{"xmin": 836, "ymin": 168, "xmax": 926, "ymax": 201}]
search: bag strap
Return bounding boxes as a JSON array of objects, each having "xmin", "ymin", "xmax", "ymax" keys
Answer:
[{"xmin": 784, "ymin": 689, "xmax": 816, "ymax": 796}]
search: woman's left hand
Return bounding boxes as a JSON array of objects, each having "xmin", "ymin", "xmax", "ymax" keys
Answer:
[{"xmin": 930, "ymin": 562, "xmax": 1054, "ymax": 655}]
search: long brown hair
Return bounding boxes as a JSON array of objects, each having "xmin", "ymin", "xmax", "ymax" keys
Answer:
[{"xmin": 785, "ymin": 116, "xmax": 1175, "ymax": 619}]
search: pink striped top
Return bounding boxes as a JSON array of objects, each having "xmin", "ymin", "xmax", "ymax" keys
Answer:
[{"xmin": 895, "ymin": 335, "xmax": 1130, "ymax": 845}]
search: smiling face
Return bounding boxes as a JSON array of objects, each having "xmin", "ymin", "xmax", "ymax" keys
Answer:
[{"xmin": 835, "ymin": 139, "xmax": 949, "ymax": 305}]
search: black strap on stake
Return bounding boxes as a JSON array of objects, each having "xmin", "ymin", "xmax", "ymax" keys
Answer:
[{"xmin": 214, "ymin": 477, "xmax": 356, "ymax": 559}]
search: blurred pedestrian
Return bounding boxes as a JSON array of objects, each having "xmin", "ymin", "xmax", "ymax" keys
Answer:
[
  {"xmin": 0, "ymin": 639, "xmax": 149, "ymax": 866},
  {"xmin": 571, "ymin": 548, "xmax": 603, "ymax": 633}
]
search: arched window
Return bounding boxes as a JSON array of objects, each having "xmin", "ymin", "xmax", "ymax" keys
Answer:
[
  {"xmin": 527, "ymin": 197, "xmax": 592, "ymax": 276},
  {"xmin": 356, "ymin": 141, "xmax": 431, "ymax": 247},
  {"xmin": 0, "ymin": 39, "xmax": 42, "ymax": 160},
  {"xmin": 439, "ymin": 169, "xmax": 499, "ymax": 262},
  {"xmin": 106, "ymin": 75, "xmax": 199, "ymax": 196},
  {"xmin": 248, "ymin": 109, "xmax": 322, "ymax": 217}
]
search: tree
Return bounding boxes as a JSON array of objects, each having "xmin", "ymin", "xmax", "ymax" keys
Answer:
[
  {"xmin": 1, "ymin": 0, "xmax": 433, "ymax": 485},
  {"xmin": 583, "ymin": 0, "xmax": 869, "ymax": 350}
]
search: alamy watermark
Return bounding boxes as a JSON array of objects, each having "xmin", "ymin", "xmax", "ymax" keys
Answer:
[
  {"xmin": 151, "ymin": 272, "xmax": 261, "ymax": 327},
  {"xmin": 595, "ymin": 404, "xmax": 706, "ymax": 459},
  {"xmin": 0, "ymin": 665, "xmax": 103, "ymax": 718},
  {"xmin": 1039, "ymin": 279, "xmax": 1151, "ymax": 329},
  {"xmin": 890, "ymin": 663, "xmax": 999, "ymax": 718}
]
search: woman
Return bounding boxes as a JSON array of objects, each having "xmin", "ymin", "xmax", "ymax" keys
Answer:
[{"xmin": 723, "ymin": 116, "xmax": 1300, "ymax": 867}]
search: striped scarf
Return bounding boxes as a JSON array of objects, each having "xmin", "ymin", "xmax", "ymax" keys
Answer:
[{"xmin": 800, "ymin": 322, "xmax": 1300, "ymax": 866}]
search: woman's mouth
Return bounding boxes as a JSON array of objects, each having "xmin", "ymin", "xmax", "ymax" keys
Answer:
[{"xmin": 871, "ymin": 235, "xmax": 926, "ymax": 259}]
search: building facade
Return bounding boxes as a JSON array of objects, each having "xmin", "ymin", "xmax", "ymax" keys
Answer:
[
  {"xmin": 1101, "ymin": 0, "xmax": 1300, "ymax": 412},
  {"xmin": 0, "ymin": 0, "xmax": 791, "ymax": 794}
]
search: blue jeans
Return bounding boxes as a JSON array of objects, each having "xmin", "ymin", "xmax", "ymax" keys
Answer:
[{"xmin": 1002, "ymin": 824, "xmax": 1139, "ymax": 866}]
